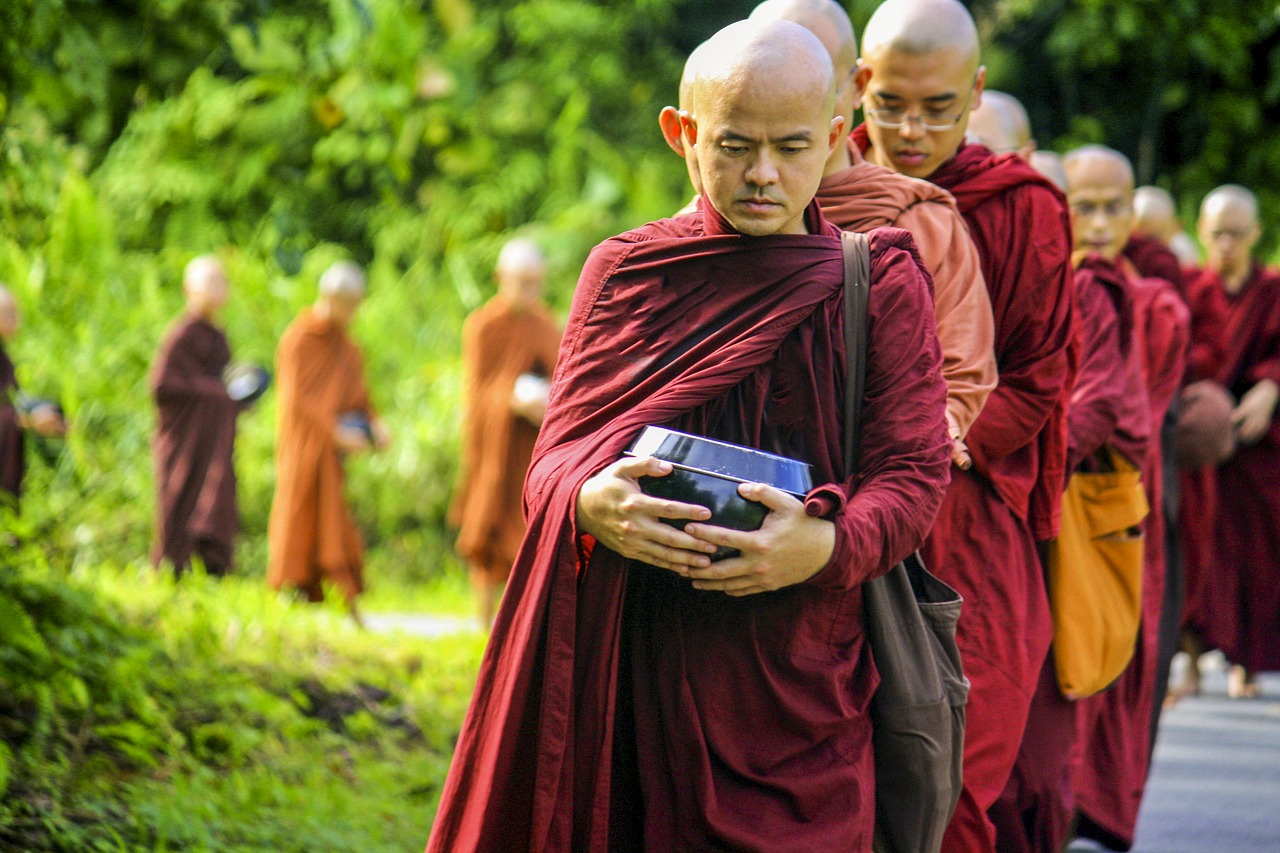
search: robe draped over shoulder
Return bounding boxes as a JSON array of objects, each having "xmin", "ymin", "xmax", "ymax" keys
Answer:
[
  {"xmin": 1123, "ymin": 234, "xmax": 1186, "ymax": 298},
  {"xmin": 817, "ymin": 139, "xmax": 996, "ymax": 441},
  {"xmin": 149, "ymin": 316, "xmax": 240, "ymax": 573},
  {"xmin": 0, "ymin": 345, "xmax": 23, "ymax": 502},
  {"xmin": 426, "ymin": 200, "xmax": 950, "ymax": 853},
  {"xmin": 267, "ymin": 308, "xmax": 373, "ymax": 602},
  {"xmin": 449, "ymin": 295, "xmax": 562, "ymax": 579}
]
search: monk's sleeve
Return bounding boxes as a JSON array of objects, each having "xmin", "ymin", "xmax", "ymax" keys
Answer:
[
  {"xmin": 1245, "ymin": 284, "xmax": 1280, "ymax": 388},
  {"xmin": 1143, "ymin": 282, "xmax": 1191, "ymax": 415},
  {"xmin": 965, "ymin": 191, "xmax": 1075, "ymax": 474},
  {"xmin": 150, "ymin": 324, "xmax": 227, "ymax": 404},
  {"xmin": 896, "ymin": 199, "xmax": 996, "ymax": 440},
  {"xmin": 1066, "ymin": 270, "xmax": 1125, "ymax": 473},
  {"xmin": 1183, "ymin": 272, "xmax": 1229, "ymax": 384},
  {"xmin": 807, "ymin": 242, "xmax": 951, "ymax": 591}
]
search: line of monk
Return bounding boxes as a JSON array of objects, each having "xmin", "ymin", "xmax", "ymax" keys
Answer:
[{"xmin": 425, "ymin": 1, "xmax": 1279, "ymax": 852}]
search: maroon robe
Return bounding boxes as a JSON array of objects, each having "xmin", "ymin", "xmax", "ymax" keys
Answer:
[
  {"xmin": 1073, "ymin": 271, "xmax": 1189, "ymax": 851},
  {"xmin": 854, "ymin": 130, "xmax": 1078, "ymax": 853},
  {"xmin": 425, "ymin": 200, "xmax": 951, "ymax": 852},
  {"xmin": 1180, "ymin": 265, "xmax": 1280, "ymax": 673},
  {"xmin": 150, "ymin": 315, "xmax": 240, "ymax": 575},
  {"xmin": 1123, "ymin": 234, "xmax": 1185, "ymax": 299},
  {"xmin": 0, "ymin": 344, "xmax": 23, "ymax": 503}
]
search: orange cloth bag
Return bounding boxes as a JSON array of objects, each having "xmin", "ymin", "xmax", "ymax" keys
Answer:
[{"xmin": 1048, "ymin": 446, "xmax": 1149, "ymax": 699}]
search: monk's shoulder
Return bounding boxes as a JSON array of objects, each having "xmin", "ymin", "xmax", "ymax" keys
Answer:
[{"xmin": 867, "ymin": 226, "xmax": 933, "ymax": 299}]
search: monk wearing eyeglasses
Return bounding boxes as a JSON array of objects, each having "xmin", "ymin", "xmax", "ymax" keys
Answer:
[{"xmin": 854, "ymin": 2, "xmax": 1077, "ymax": 851}]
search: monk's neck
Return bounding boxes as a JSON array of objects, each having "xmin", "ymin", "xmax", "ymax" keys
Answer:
[
  {"xmin": 823, "ymin": 139, "xmax": 855, "ymax": 178},
  {"xmin": 1219, "ymin": 264, "xmax": 1252, "ymax": 295}
]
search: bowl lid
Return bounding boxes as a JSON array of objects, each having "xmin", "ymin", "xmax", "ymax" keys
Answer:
[{"xmin": 626, "ymin": 426, "xmax": 813, "ymax": 496}]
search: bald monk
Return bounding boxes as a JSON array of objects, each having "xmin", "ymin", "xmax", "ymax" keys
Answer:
[
  {"xmin": 450, "ymin": 238, "xmax": 562, "ymax": 629},
  {"xmin": 1028, "ymin": 150, "xmax": 1067, "ymax": 193},
  {"xmin": 1123, "ymin": 185, "xmax": 1188, "ymax": 295},
  {"xmin": 1, "ymin": 286, "xmax": 66, "ymax": 506},
  {"xmin": 267, "ymin": 261, "xmax": 387, "ymax": 616},
  {"xmin": 426, "ymin": 19, "xmax": 950, "ymax": 852},
  {"xmin": 749, "ymin": 0, "xmax": 995, "ymax": 468},
  {"xmin": 1133, "ymin": 184, "xmax": 1200, "ymax": 270},
  {"xmin": 1179, "ymin": 185, "xmax": 1280, "ymax": 700},
  {"xmin": 966, "ymin": 89, "xmax": 1033, "ymax": 157},
  {"xmin": 150, "ymin": 256, "xmax": 243, "ymax": 576},
  {"xmin": 855, "ymin": 3, "xmax": 1077, "ymax": 850}
]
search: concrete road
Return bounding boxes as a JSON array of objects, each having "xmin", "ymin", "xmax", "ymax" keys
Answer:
[{"xmin": 1073, "ymin": 658, "xmax": 1280, "ymax": 852}]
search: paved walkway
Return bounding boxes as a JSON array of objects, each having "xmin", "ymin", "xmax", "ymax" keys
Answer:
[{"xmin": 371, "ymin": 616, "xmax": 1280, "ymax": 851}]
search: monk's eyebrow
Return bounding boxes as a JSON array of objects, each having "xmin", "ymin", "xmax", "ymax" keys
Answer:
[{"xmin": 872, "ymin": 89, "xmax": 960, "ymax": 106}]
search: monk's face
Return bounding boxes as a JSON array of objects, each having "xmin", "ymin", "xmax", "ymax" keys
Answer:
[
  {"xmin": 498, "ymin": 261, "xmax": 546, "ymax": 308},
  {"xmin": 686, "ymin": 72, "xmax": 842, "ymax": 235},
  {"xmin": 323, "ymin": 292, "xmax": 363, "ymax": 328},
  {"xmin": 185, "ymin": 264, "xmax": 230, "ymax": 319},
  {"xmin": 1067, "ymin": 158, "xmax": 1134, "ymax": 263},
  {"xmin": 1199, "ymin": 200, "xmax": 1260, "ymax": 277},
  {"xmin": 0, "ymin": 297, "xmax": 17, "ymax": 342},
  {"xmin": 860, "ymin": 46, "xmax": 983, "ymax": 179}
]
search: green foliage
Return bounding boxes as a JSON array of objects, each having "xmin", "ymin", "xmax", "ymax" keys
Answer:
[{"xmin": 0, "ymin": 540, "xmax": 485, "ymax": 850}]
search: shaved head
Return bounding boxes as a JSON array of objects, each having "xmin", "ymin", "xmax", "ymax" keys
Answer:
[
  {"xmin": 1199, "ymin": 184, "xmax": 1261, "ymax": 278},
  {"xmin": 1064, "ymin": 145, "xmax": 1135, "ymax": 262},
  {"xmin": 496, "ymin": 237, "xmax": 545, "ymax": 276},
  {"xmin": 966, "ymin": 89, "xmax": 1031, "ymax": 154},
  {"xmin": 859, "ymin": 0, "xmax": 985, "ymax": 179},
  {"xmin": 862, "ymin": 0, "xmax": 980, "ymax": 72},
  {"xmin": 496, "ymin": 237, "xmax": 547, "ymax": 308},
  {"xmin": 0, "ymin": 283, "xmax": 16, "ymax": 341},
  {"xmin": 319, "ymin": 260, "xmax": 366, "ymax": 299},
  {"xmin": 659, "ymin": 44, "xmax": 714, "ymax": 192},
  {"xmin": 1132, "ymin": 186, "xmax": 1178, "ymax": 241},
  {"xmin": 183, "ymin": 254, "xmax": 229, "ymax": 320},
  {"xmin": 1029, "ymin": 150, "xmax": 1067, "ymax": 191},
  {"xmin": 750, "ymin": 0, "xmax": 868, "ymax": 176},
  {"xmin": 681, "ymin": 19, "xmax": 843, "ymax": 236}
]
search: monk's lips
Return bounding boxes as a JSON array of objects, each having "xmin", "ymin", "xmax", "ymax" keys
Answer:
[{"xmin": 625, "ymin": 426, "xmax": 813, "ymax": 561}]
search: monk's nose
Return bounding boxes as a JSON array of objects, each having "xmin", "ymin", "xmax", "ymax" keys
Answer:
[{"xmin": 746, "ymin": 151, "xmax": 781, "ymax": 186}]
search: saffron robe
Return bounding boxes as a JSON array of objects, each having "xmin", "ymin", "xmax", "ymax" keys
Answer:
[
  {"xmin": 449, "ymin": 295, "xmax": 562, "ymax": 582},
  {"xmin": 266, "ymin": 308, "xmax": 374, "ymax": 602},
  {"xmin": 425, "ymin": 200, "xmax": 951, "ymax": 853},
  {"xmin": 0, "ymin": 344, "xmax": 23, "ymax": 503},
  {"xmin": 816, "ymin": 139, "xmax": 997, "ymax": 439},
  {"xmin": 149, "ymin": 316, "xmax": 240, "ymax": 575},
  {"xmin": 855, "ymin": 129, "xmax": 1078, "ymax": 853},
  {"xmin": 1179, "ymin": 265, "xmax": 1280, "ymax": 673},
  {"xmin": 1073, "ymin": 269, "xmax": 1189, "ymax": 852}
]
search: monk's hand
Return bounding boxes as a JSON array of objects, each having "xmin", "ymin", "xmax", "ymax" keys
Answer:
[
  {"xmin": 946, "ymin": 411, "xmax": 971, "ymax": 471},
  {"xmin": 1232, "ymin": 378, "xmax": 1279, "ymax": 445},
  {"xmin": 29, "ymin": 404, "xmax": 66, "ymax": 437},
  {"xmin": 335, "ymin": 423, "xmax": 370, "ymax": 455},
  {"xmin": 370, "ymin": 418, "xmax": 391, "ymax": 451},
  {"xmin": 682, "ymin": 483, "xmax": 835, "ymax": 597},
  {"xmin": 575, "ymin": 456, "xmax": 718, "ymax": 574}
]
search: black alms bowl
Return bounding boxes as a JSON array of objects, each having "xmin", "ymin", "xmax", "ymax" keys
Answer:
[{"xmin": 625, "ymin": 426, "xmax": 813, "ymax": 559}]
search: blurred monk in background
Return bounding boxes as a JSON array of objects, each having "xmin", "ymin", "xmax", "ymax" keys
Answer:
[
  {"xmin": 1123, "ymin": 185, "xmax": 1190, "ymax": 294},
  {"xmin": 966, "ymin": 89, "xmax": 1033, "ymax": 158},
  {"xmin": 450, "ymin": 237, "xmax": 562, "ymax": 630},
  {"xmin": 267, "ymin": 261, "xmax": 387, "ymax": 622},
  {"xmin": 1, "ymin": 284, "xmax": 67, "ymax": 508},
  {"xmin": 150, "ymin": 256, "xmax": 242, "ymax": 577}
]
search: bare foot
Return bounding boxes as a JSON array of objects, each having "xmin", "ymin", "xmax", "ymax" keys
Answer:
[
  {"xmin": 1227, "ymin": 665, "xmax": 1260, "ymax": 699},
  {"xmin": 1165, "ymin": 655, "xmax": 1201, "ymax": 709}
]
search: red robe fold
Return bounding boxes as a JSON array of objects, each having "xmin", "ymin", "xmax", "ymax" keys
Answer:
[
  {"xmin": 149, "ymin": 316, "xmax": 240, "ymax": 575},
  {"xmin": 1123, "ymin": 234, "xmax": 1185, "ymax": 299},
  {"xmin": 853, "ymin": 130, "xmax": 1077, "ymax": 853},
  {"xmin": 1180, "ymin": 265, "xmax": 1280, "ymax": 672},
  {"xmin": 1073, "ymin": 270, "xmax": 1189, "ymax": 851},
  {"xmin": 0, "ymin": 344, "xmax": 24, "ymax": 504},
  {"xmin": 425, "ymin": 199, "xmax": 951, "ymax": 853}
]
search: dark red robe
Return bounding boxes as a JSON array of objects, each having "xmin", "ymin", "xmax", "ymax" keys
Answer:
[
  {"xmin": 992, "ymin": 256, "xmax": 1145, "ymax": 853},
  {"xmin": 150, "ymin": 315, "xmax": 240, "ymax": 576},
  {"xmin": 0, "ymin": 344, "xmax": 23, "ymax": 504},
  {"xmin": 425, "ymin": 200, "xmax": 951, "ymax": 852},
  {"xmin": 1123, "ymin": 235, "xmax": 1185, "ymax": 300},
  {"xmin": 854, "ymin": 130, "xmax": 1078, "ymax": 853},
  {"xmin": 1180, "ymin": 265, "xmax": 1280, "ymax": 673},
  {"xmin": 1073, "ymin": 271, "xmax": 1189, "ymax": 851}
]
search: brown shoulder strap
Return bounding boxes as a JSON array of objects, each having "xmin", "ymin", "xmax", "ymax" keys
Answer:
[{"xmin": 842, "ymin": 230, "xmax": 871, "ymax": 478}]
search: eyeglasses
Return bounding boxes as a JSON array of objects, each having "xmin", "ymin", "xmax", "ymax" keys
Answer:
[{"xmin": 865, "ymin": 86, "xmax": 976, "ymax": 132}]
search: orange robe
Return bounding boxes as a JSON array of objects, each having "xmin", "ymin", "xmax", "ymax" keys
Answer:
[
  {"xmin": 449, "ymin": 295, "xmax": 562, "ymax": 582},
  {"xmin": 816, "ymin": 139, "xmax": 996, "ymax": 439},
  {"xmin": 267, "ymin": 308, "xmax": 374, "ymax": 602}
]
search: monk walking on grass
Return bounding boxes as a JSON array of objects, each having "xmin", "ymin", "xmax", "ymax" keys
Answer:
[
  {"xmin": 150, "ymin": 256, "xmax": 241, "ymax": 577},
  {"xmin": 267, "ymin": 261, "xmax": 387, "ymax": 617},
  {"xmin": 427, "ymin": 19, "xmax": 950, "ymax": 852},
  {"xmin": 450, "ymin": 237, "xmax": 562, "ymax": 630},
  {"xmin": 855, "ymin": 3, "xmax": 1077, "ymax": 851}
]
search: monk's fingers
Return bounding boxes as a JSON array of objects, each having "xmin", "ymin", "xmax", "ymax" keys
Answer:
[
  {"xmin": 736, "ymin": 482, "xmax": 801, "ymax": 514},
  {"xmin": 610, "ymin": 454, "xmax": 676, "ymax": 481},
  {"xmin": 681, "ymin": 521, "xmax": 759, "ymax": 554},
  {"xmin": 951, "ymin": 439, "xmax": 972, "ymax": 471},
  {"xmin": 621, "ymin": 492, "xmax": 714, "ymax": 524}
]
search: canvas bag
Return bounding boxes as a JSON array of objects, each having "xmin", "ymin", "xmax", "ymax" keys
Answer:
[
  {"xmin": 841, "ymin": 231, "xmax": 969, "ymax": 853},
  {"xmin": 1048, "ymin": 445, "xmax": 1149, "ymax": 698}
]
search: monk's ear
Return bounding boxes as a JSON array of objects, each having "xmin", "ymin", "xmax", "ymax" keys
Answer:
[
  {"xmin": 828, "ymin": 115, "xmax": 847, "ymax": 152},
  {"xmin": 971, "ymin": 66, "xmax": 987, "ymax": 109},
  {"xmin": 677, "ymin": 110, "xmax": 699, "ymax": 147},
  {"xmin": 850, "ymin": 62, "xmax": 873, "ymax": 111},
  {"xmin": 658, "ymin": 106, "xmax": 686, "ymax": 157}
]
